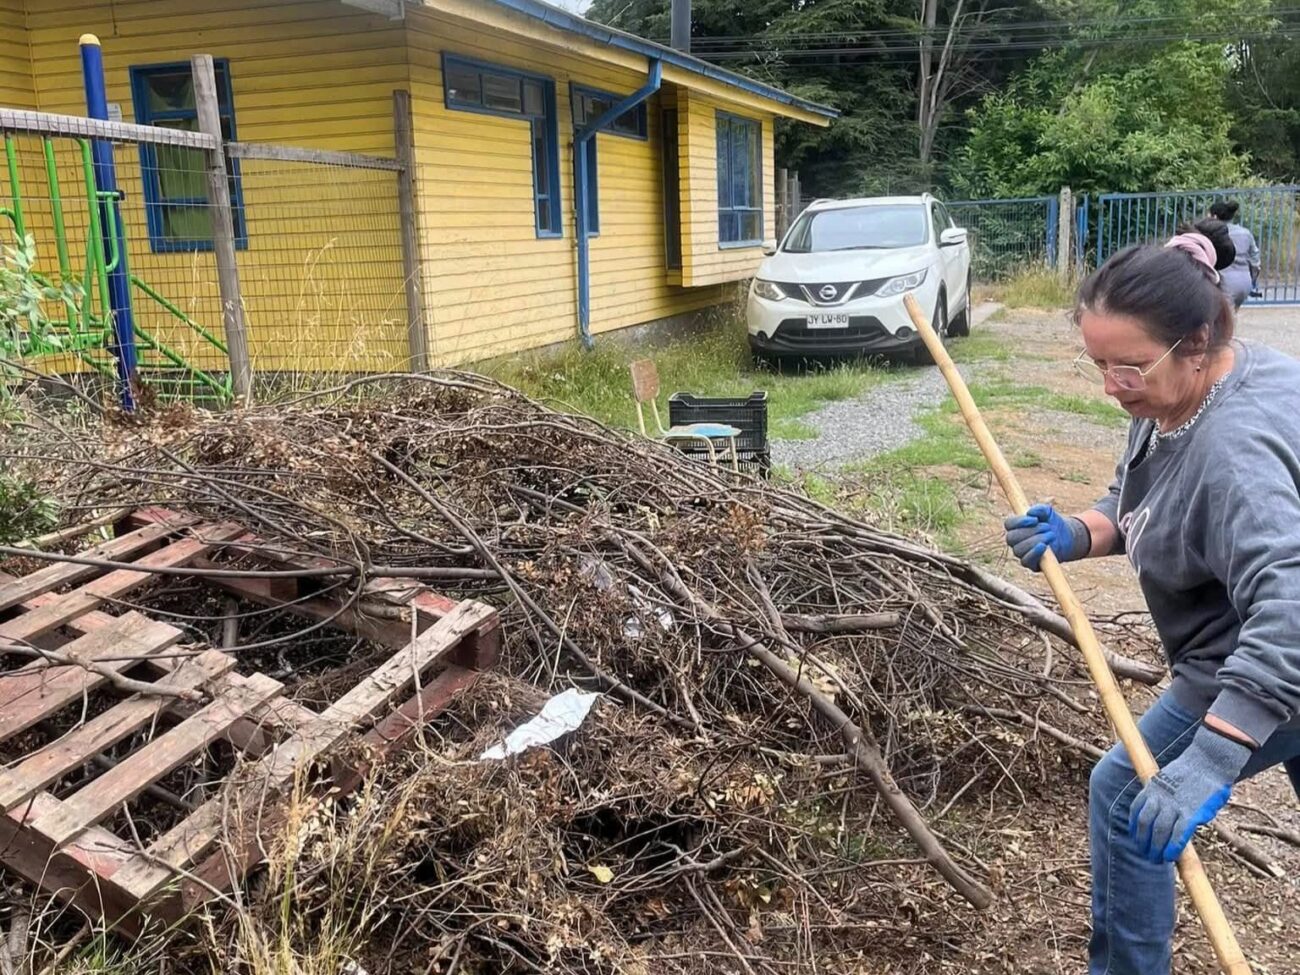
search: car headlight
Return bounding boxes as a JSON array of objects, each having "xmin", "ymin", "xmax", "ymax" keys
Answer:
[
  {"xmin": 752, "ymin": 279, "xmax": 787, "ymax": 301},
  {"xmin": 876, "ymin": 269, "xmax": 928, "ymax": 297}
]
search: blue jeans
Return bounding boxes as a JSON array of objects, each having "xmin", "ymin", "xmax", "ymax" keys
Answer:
[{"xmin": 1089, "ymin": 692, "xmax": 1300, "ymax": 974}]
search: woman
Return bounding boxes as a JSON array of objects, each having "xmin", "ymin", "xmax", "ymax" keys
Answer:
[
  {"xmin": 1208, "ymin": 200, "xmax": 1262, "ymax": 308},
  {"xmin": 1186, "ymin": 216, "xmax": 1235, "ymax": 274},
  {"xmin": 1002, "ymin": 233, "xmax": 1300, "ymax": 975}
]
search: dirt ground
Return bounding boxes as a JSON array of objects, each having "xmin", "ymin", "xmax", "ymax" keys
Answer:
[{"xmin": 939, "ymin": 308, "xmax": 1300, "ymax": 974}]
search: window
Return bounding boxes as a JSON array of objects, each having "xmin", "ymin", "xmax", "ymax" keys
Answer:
[
  {"xmin": 570, "ymin": 86, "xmax": 647, "ymax": 139},
  {"xmin": 930, "ymin": 204, "xmax": 947, "ymax": 243},
  {"xmin": 130, "ymin": 60, "xmax": 245, "ymax": 252},
  {"xmin": 569, "ymin": 86, "xmax": 647, "ymax": 239},
  {"xmin": 716, "ymin": 113, "xmax": 762, "ymax": 246},
  {"xmin": 784, "ymin": 205, "xmax": 927, "ymax": 254},
  {"xmin": 443, "ymin": 54, "xmax": 561, "ymax": 237},
  {"xmin": 662, "ymin": 109, "xmax": 682, "ymax": 270}
]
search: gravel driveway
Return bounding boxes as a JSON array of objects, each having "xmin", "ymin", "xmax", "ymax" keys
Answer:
[
  {"xmin": 772, "ymin": 303, "xmax": 1300, "ymax": 473},
  {"xmin": 771, "ymin": 303, "xmax": 999, "ymax": 471}
]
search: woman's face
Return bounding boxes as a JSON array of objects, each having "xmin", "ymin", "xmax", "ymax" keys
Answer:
[{"xmin": 1078, "ymin": 309, "xmax": 1202, "ymax": 420}]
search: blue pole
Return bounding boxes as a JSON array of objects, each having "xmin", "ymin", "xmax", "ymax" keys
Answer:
[
  {"xmin": 574, "ymin": 136, "xmax": 592, "ymax": 349},
  {"xmin": 573, "ymin": 59, "xmax": 661, "ymax": 349},
  {"xmin": 80, "ymin": 33, "xmax": 136, "ymax": 411}
]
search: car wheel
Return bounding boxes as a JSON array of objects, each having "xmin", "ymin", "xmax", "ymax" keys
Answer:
[
  {"xmin": 949, "ymin": 272, "xmax": 973, "ymax": 337},
  {"xmin": 914, "ymin": 292, "xmax": 948, "ymax": 365}
]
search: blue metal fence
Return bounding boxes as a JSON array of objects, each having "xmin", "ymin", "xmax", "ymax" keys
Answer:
[
  {"xmin": 947, "ymin": 195, "xmax": 1059, "ymax": 281},
  {"xmin": 1096, "ymin": 186, "xmax": 1300, "ymax": 306}
]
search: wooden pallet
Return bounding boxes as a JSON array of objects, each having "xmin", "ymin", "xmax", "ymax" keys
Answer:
[{"xmin": 0, "ymin": 508, "xmax": 498, "ymax": 937}]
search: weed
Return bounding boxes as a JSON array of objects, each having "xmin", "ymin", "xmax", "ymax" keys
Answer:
[
  {"xmin": 948, "ymin": 332, "xmax": 1012, "ymax": 363},
  {"xmin": 1014, "ymin": 449, "xmax": 1044, "ymax": 468},
  {"xmin": 484, "ymin": 318, "xmax": 894, "ymax": 438},
  {"xmin": 986, "ymin": 268, "xmax": 1075, "ymax": 309}
]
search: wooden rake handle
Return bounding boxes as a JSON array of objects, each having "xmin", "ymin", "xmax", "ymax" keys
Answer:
[{"xmin": 901, "ymin": 294, "xmax": 1251, "ymax": 975}]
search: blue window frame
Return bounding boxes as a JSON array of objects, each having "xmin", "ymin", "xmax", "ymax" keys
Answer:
[
  {"xmin": 716, "ymin": 112, "xmax": 762, "ymax": 247},
  {"xmin": 130, "ymin": 60, "xmax": 246, "ymax": 252},
  {"xmin": 570, "ymin": 85, "xmax": 647, "ymax": 139},
  {"xmin": 569, "ymin": 86, "xmax": 646, "ymax": 239},
  {"xmin": 578, "ymin": 139, "xmax": 600, "ymax": 236},
  {"xmin": 443, "ymin": 53, "xmax": 561, "ymax": 238}
]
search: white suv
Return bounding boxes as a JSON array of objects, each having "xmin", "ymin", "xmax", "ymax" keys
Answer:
[{"xmin": 746, "ymin": 194, "xmax": 973, "ymax": 363}]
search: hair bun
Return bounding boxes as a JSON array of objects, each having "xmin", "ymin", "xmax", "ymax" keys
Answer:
[{"xmin": 1164, "ymin": 232, "xmax": 1221, "ymax": 283}]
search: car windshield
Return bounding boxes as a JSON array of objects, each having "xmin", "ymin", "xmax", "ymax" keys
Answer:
[{"xmin": 783, "ymin": 205, "xmax": 928, "ymax": 253}]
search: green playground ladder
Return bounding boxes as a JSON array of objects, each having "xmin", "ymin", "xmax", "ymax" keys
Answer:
[{"xmin": 2, "ymin": 134, "xmax": 233, "ymax": 405}]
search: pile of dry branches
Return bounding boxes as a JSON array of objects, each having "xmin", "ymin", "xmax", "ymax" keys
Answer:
[{"xmin": 3, "ymin": 374, "xmax": 1162, "ymax": 973}]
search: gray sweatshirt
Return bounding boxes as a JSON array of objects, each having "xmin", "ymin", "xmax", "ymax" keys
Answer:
[
  {"xmin": 1093, "ymin": 340, "xmax": 1300, "ymax": 744},
  {"xmin": 1221, "ymin": 224, "xmax": 1260, "ymax": 305}
]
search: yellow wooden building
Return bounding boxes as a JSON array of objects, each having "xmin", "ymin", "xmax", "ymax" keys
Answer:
[{"xmin": 0, "ymin": 0, "xmax": 834, "ymax": 376}]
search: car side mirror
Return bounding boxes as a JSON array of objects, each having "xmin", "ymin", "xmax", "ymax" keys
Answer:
[
  {"xmin": 761, "ymin": 242, "xmax": 778, "ymax": 257},
  {"xmin": 939, "ymin": 227, "xmax": 968, "ymax": 247}
]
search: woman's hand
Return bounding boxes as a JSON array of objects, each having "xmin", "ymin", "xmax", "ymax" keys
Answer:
[{"xmin": 1004, "ymin": 503, "xmax": 1093, "ymax": 571}]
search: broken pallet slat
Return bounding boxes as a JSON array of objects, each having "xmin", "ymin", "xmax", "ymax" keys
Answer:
[
  {"xmin": 32, "ymin": 672, "xmax": 283, "ymax": 848},
  {"xmin": 192, "ymin": 664, "xmax": 481, "ymax": 911},
  {"xmin": 0, "ymin": 523, "xmax": 245, "ymax": 645},
  {"xmin": 0, "ymin": 514, "xmax": 193, "ymax": 613},
  {"xmin": 0, "ymin": 650, "xmax": 237, "ymax": 812},
  {"xmin": 0, "ymin": 791, "xmax": 140, "ymax": 926},
  {"xmin": 0, "ymin": 613, "xmax": 183, "ymax": 743},
  {"xmin": 0, "ymin": 573, "xmax": 314, "ymax": 753},
  {"xmin": 111, "ymin": 600, "xmax": 494, "ymax": 899}
]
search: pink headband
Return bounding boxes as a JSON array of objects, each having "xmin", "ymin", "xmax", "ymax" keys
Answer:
[{"xmin": 1164, "ymin": 232, "xmax": 1219, "ymax": 277}]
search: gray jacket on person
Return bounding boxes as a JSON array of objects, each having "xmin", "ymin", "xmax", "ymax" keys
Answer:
[
  {"xmin": 1093, "ymin": 341, "xmax": 1300, "ymax": 744},
  {"xmin": 1221, "ymin": 223, "xmax": 1260, "ymax": 308}
]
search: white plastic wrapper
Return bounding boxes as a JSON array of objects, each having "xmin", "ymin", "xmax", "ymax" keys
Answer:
[{"xmin": 479, "ymin": 688, "xmax": 602, "ymax": 761}]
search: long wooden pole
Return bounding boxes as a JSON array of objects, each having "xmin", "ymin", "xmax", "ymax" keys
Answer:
[
  {"xmin": 192, "ymin": 54, "xmax": 251, "ymax": 402},
  {"xmin": 902, "ymin": 293, "xmax": 1251, "ymax": 975}
]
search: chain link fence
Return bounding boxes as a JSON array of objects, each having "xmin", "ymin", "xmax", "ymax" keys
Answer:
[
  {"xmin": 946, "ymin": 195, "xmax": 1059, "ymax": 282},
  {"xmin": 2, "ymin": 95, "xmax": 413, "ymax": 405}
]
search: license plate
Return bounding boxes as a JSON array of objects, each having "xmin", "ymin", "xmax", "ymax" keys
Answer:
[{"xmin": 807, "ymin": 313, "xmax": 850, "ymax": 329}]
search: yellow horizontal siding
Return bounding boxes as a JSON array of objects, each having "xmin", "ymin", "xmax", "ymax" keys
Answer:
[
  {"xmin": 14, "ymin": 0, "xmax": 793, "ymax": 378},
  {"xmin": 19, "ymin": 0, "xmax": 412, "ymax": 375},
  {"xmin": 0, "ymin": 0, "xmax": 34, "ymax": 109},
  {"xmin": 406, "ymin": 6, "xmax": 733, "ymax": 366},
  {"xmin": 678, "ymin": 88, "xmax": 774, "ymax": 289}
]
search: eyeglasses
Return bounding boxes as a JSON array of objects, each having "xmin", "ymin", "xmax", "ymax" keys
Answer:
[{"xmin": 1073, "ymin": 338, "xmax": 1183, "ymax": 391}]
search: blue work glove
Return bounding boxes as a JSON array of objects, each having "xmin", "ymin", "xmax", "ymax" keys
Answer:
[
  {"xmin": 1128, "ymin": 726, "xmax": 1253, "ymax": 863},
  {"xmin": 1003, "ymin": 503, "xmax": 1091, "ymax": 571}
]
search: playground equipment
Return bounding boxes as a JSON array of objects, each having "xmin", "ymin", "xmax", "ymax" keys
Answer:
[{"xmin": 1, "ymin": 37, "xmax": 233, "ymax": 409}]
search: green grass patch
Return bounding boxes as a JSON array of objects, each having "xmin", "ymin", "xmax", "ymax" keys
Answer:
[
  {"xmin": 483, "ymin": 319, "xmax": 896, "ymax": 437},
  {"xmin": 987, "ymin": 268, "xmax": 1075, "ymax": 310},
  {"xmin": 947, "ymin": 331, "xmax": 1013, "ymax": 363},
  {"xmin": 962, "ymin": 378, "xmax": 1128, "ymax": 428}
]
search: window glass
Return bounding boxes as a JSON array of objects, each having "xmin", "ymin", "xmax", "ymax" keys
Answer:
[
  {"xmin": 716, "ymin": 114, "xmax": 762, "ymax": 244},
  {"xmin": 784, "ymin": 205, "xmax": 928, "ymax": 253},
  {"xmin": 446, "ymin": 63, "xmax": 481, "ymax": 106},
  {"xmin": 483, "ymin": 73, "xmax": 522, "ymax": 113},
  {"xmin": 131, "ymin": 60, "xmax": 244, "ymax": 251}
]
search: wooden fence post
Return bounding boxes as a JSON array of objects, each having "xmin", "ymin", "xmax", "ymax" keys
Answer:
[
  {"xmin": 1058, "ymin": 185, "xmax": 1073, "ymax": 284},
  {"xmin": 776, "ymin": 167, "xmax": 788, "ymax": 238},
  {"xmin": 191, "ymin": 54, "xmax": 251, "ymax": 402},
  {"xmin": 393, "ymin": 89, "xmax": 428, "ymax": 373}
]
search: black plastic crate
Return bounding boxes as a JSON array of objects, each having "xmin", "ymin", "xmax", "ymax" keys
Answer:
[
  {"xmin": 668, "ymin": 391, "xmax": 768, "ymax": 454},
  {"xmin": 675, "ymin": 443, "xmax": 772, "ymax": 478}
]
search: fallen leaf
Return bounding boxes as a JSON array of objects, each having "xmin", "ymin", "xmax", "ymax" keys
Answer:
[{"xmin": 588, "ymin": 863, "xmax": 615, "ymax": 884}]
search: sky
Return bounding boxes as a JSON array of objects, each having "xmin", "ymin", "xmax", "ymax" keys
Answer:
[{"xmin": 545, "ymin": 0, "xmax": 593, "ymax": 12}]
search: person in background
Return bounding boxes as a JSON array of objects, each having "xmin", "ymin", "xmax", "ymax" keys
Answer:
[
  {"xmin": 1209, "ymin": 200, "xmax": 1261, "ymax": 308},
  {"xmin": 1185, "ymin": 217, "xmax": 1235, "ymax": 274},
  {"xmin": 1003, "ymin": 231, "xmax": 1300, "ymax": 975}
]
